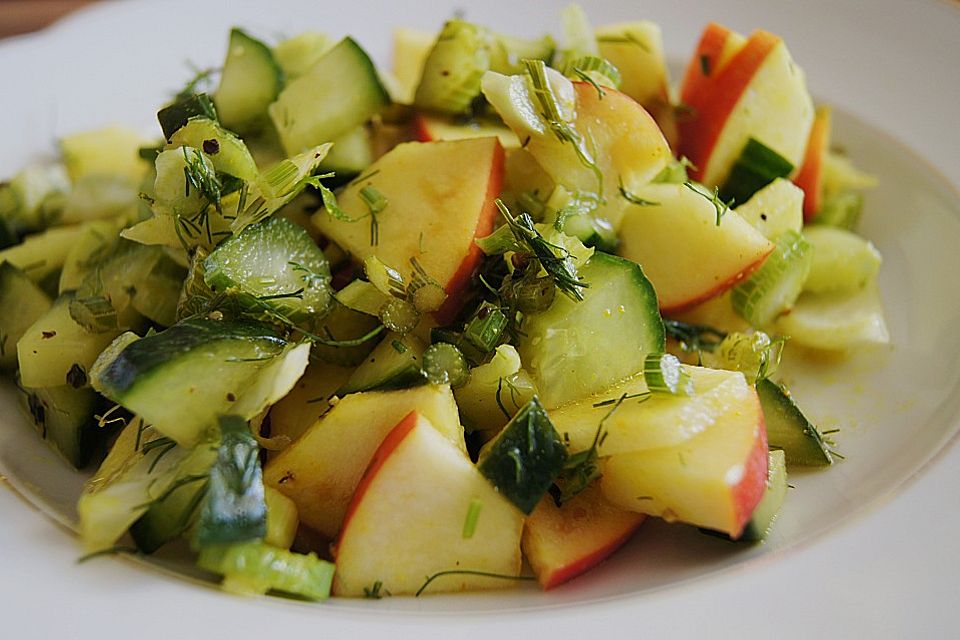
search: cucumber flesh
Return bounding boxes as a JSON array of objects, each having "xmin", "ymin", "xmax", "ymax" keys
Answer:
[
  {"xmin": 19, "ymin": 383, "xmax": 102, "ymax": 469},
  {"xmin": 802, "ymin": 225, "xmax": 881, "ymax": 295},
  {"xmin": 195, "ymin": 416, "xmax": 267, "ymax": 547},
  {"xmin": 477, "ymin": 397, "xmax": 567, "ymax": 514},
  {"xmin": 18, "ymin": 293, "xmax": 129, "ymax": 389},
  {"xmin": 273, "ymin": 31, "xmax": 330, "ymax": 80},
  {"xmin": 90, "ymin": 318, "xmax": 292, "ymax": 447},
  {"xmin": 756, "ymin": 377, "xmax": 832, "ymax": 466},
  {"xmin": 0, "ymin": 224, "xmax": 86, "ymax": 284},
  {"xmin": 269, "ymin": 37, "xmax": 389, "ymax": 155},
  {"xmin": 167, "ymin": 118, "xmax": 259, "ymax": 182},
  {"xmin": 130, "ymin": 439, "xmax": 219, "ymax": 553},
  {"xmin": 774, "ymin": 280, "xmax": 889, "ymax": 351},
  {"xmin": 319, "ymin": 126, "xmax": 373, "ymax": 184},
  {"xmin": 203, "ymin": 216, "xmax": 333, "ymax": 325},
  {"xmin": 214, "ymin": 29, "xmax": 284, "ymax": 135},
  {"xmin": 338, "ymin": 332, "xmax": 426, "ymax": 394},
  {"xmin": 0, "ymin": 262, "xmax": 52, "ymax": 370},
  {"xmin": 414, "ymin": 20, "xmax": 493, "ymax": 115},
  {"xmin": 518, "ymin": 251, "xmax": 664, "ymax": 409}
]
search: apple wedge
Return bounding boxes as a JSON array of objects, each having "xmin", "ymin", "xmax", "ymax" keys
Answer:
[
  {"xmin": 678, "ymin": 26, "xmax": 814, "ymax": 188},
  {"xmin": 617, "ymin": 182, "xmax": 774, "ymax": 313},
  {"xmin": 482, "ymin": 69, "xmax": 671, "ymax": 230},
  {"xmin": 412, "ymin": 112, "xmax": 520, "ymax": 149},
  {"xmin": 523, "ymin": 483, "xmax": 645, "ymax": 590},
  {"xmin": 794, "ymin": 106, "xmax": 832, "ymax": 222},
  {"xmin": 313, "ymin": 137, "xmax": 504, "ymax": 324},
  {"xmin": 551, "ymin": 365, "xmax": 756, "ymax": 455},
  {"xmin": 263, "ymin": 384, "xmax": 464, "ymax": 538},
  {"xmin": 595, "ymin": 21, "xmax": 677, "ymax": 146},
  {"xmin": 600, "ymin": 378, "xmax": 768, "ymax": 538},
  {"xmin": 334, "ymin": 411, "xmax": 523, "ymax": 596}
]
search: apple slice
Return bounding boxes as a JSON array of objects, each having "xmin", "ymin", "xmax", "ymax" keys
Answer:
[
  {"xmin": 600, "ymin": 378, "xmax": 767, "ymax": 538},
  {"xmin": 794, "ymin": 106, "xmax": 832, "ymax": 222},
  {"xmin": 334, "ymin": 411, "xmax": 523, "ymax": 596},
  {"xmin": 313, "ymin": 137, "xmax": 504, "ymax": 324},
  {"xmin": 596, "ymin": 21, "xmax": 677, "ymax": 146},
  {"xmin": 482, "ymin": 70, "xmax": 671, "ymax": 230},
  {"xmin": 551, "ymin": 366, "xmax": 756, "ymax": 455},
  {"xmin": 523, "ymin": 483, "xmax": 645, "ymax": 590},
  {"xmin": 413, "ymin": 112, "xmax": 520, "ymax": 149},
  {"xmin": 263, "ymin": 384, "xmax": 464, "ymax": 538},
  {"xmin": 391, "ymin": 27, "xmax": 435, "ymax": 104},
  {"xmin": 678, "ymin": 27, "xmax": 814, "ymax": 188},
  {"xmin": 617, "ymin": 182, "xmax": 774, "ymax": 313}
]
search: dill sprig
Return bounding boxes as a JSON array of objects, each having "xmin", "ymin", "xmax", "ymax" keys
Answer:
[
  {"xmin": 618, "ymin": 175, "xmax": 660, "ymax": 206},
  {"xmin": 415, "ymin": 570, "xmax": 534, "ymax": 597},
  {"xmin": 358, "ymin": 185, "xmax": 387, "ymax": 246},
  {"xmin": 684, "ymin": 181, "xmax": 733, "ymax": 225},
  {"xmin": 182, "ymin": 147, "xmax": 223, "ymax": 210},
  {"xmin": 523, "ymin": 59, "xmax": 604, "ymax": 196},
  {"xmin": 363, "ymin": 581, "xmax": 390, "ymax": 599},
  {"xmin": 552, "ymin": 393, "xmax": 624, "ymax": 504},
  {"xmin": 663, "ymin": 319, "xmax": 728, "ymax": 353},
  {"xmin": 496, "ymin": 199, "xmax": 588, "ymax": 302}
]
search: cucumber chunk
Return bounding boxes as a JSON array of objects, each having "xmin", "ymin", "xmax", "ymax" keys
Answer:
[
  {"xmin": 518, "ymin": 251, "xmax": 664, "ymax": 409},
  {"xmin": 415, "ymin": 20, "xmax": 493, "ymax": 115},
  {"xmin": 90, "ymin": 318, "xmax": 295, "ymax": 447},
  {"xmin": 157, "ymin": 93, "xmax": 218, "ymax": 141},
  {"xmin": 18, "ymin": 293, "xmax": 128, "ymax": 389},
  {"xmin": 0, "ymin": 262, "xmax": 52, "ymax": 370},
  {"xmin": 720, "ymin": 138, "xmax": 794, "ymax": 206},
  {"xmin": 802, "ymin": 225, "xmax": 881, "ymax": 294},
  {"xmin": 740, "ymin": 449, "xmax": 788, "ymax": 540},
  {"xmin": 130, "ymin": 439, "xmax": 219, "ymax": 553},
  {"xmin": 273, "ymin": 31, "xmax": 330, "ymax": 80},
  {"xmin": 339, "ymin": 332, "xmax": 426, "ymax": 394},
  {"xmin": 0, "ymin": 224, "xmax": 86, "ymax": 284},
  {"xmin": 756, "ymin": 377, "xmax": 832, "ymax": 466},
  {"xmin": 167, "ymin": 118, "xmax": 259, "ymax": 182},
  {"xmin": 268, "ymin": 37, "xmax": 389, "ymax": 155},
  {"xmin": 214, "ymin": 29, "xmax": 284, "ymax": 135},
  {"xmin": 203, "ymin": 216, "xmax": 332, "ymax": 324},
  {"xmin": 19, "ymin": 383, "xmax": 102, "ymax": 468},
  {"xmin": 477, "ymin": 397, "xmax": 567, "ymax": 514},
  {"xmin": 774, "ymin": 280, "xmax": 889, "ymax": 350},
  {"xmin": 195, "ymin": 415, "xmax": 267, "ymax": 547}
]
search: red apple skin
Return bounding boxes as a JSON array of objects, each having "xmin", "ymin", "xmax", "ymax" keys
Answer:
[
  {"xmin": 412, "ymin": 112, "xmax": 433, "ymax": 143},
  {"xmin": 336, "ymin": 410, "xmax": 421, "ymax": 546},
  {"xmin": 678, "ymin": 30, "xmax": 782, "ymax": 183},
  {"xmin": 660, "ymin": 250, "xmax": 772, "ymax": 316},
  {"xmin": 679, "ymin": 22, "xmax": 732, "ymax": 110},
  {"xmin": 794, "ymin": 106, "xmax": 831, "ymax": 222},
  {"xmin": 729, "ymin": 406, "xmax": 769, "ymax": 540},
  {"xmin": 433, "ymin": 140, "xmax": 504, "ymax": 325},
  {"xmin": 523, "ymin": 484, "xmax": 646, "ymax": 591}
]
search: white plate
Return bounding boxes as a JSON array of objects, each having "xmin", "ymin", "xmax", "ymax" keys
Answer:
[{"xmin": 2, "ymin": 0, "xmax": 960, "ymax": 637}]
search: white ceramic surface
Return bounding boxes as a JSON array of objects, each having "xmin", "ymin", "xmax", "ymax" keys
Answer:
[{"xmin": 1, "ymin": 0, "xmax": 959, "ymax": 637}]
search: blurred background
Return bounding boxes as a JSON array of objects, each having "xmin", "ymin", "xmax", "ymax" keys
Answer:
[{"xmin": 0, "ymin": 0, "xmax": 96, "ymax": 39}]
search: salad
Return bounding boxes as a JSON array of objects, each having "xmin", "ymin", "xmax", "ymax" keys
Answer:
[{"xmin": 0, "ymin": 4, "xmax": 888, "ymax": 599}]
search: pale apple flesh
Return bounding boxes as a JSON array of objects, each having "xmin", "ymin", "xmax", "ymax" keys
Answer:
[
  {"xmin": 523, "ymin": 483, "xmax": 645, "ymax": 590},
  {"xmin": 481, "ymin": 70, "xmax": 671, "ymax": 231},
  {"xmin": 412, "ymin": 111, "xmax": 520, "ymax": 150},
  {"xmin": 334, "ymin": 411, "xmax": 524, "ymax": 596},
  {"xmin": 551, "ymin": 366, "xmax": 756, "ymax": 455},
  {"xmin": 617, "ymin": 182, "xmax": 774, "ymax": 313},
  {"xmin": 600, "ymin": 380, "xmax": 768, "ymax": 539},
  {"xmin": 263, "ymin": 384, "xmax": 464, "ymax": 539},
  {"xmin": 312, "ymin": 137, "xmax": 504, "ymax": 325}
]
